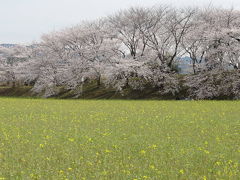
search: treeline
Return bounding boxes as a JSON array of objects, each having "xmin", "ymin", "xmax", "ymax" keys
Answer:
[{"xmin": 1, "ymin": 6, "xmax": 240, "ymax": 99}]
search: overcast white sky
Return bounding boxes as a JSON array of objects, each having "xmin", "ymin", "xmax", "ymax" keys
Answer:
[{"xmin": 1, "ymin": 0, "xmax": 240, "ymax": 44}]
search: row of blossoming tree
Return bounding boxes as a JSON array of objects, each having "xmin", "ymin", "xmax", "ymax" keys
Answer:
[{"xmin": 1, "ymin": 6, "xmax": 240, "ymax": 99}]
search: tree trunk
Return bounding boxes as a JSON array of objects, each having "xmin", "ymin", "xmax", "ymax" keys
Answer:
[
  {"xmin": 192, "ymin": 59, "xmax": 196, "ymax": 74},
  {"xmin": 97, "ymin": 75, "xmax": 101, "ymax": 87}
]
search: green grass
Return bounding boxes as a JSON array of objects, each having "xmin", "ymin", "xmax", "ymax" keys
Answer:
[{"xmin": 0, "ymin": 98, "xmax": 239, "ymax": 179}]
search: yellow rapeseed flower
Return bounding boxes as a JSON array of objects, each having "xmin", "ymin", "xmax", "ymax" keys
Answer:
[
  {"xmin": 39, "ymin": 144, "xmax": 44, "ymax": 148},
  {"xmin": 140, "ymin": 150, "xmax": 146, "ymax": 155},
  {"xmin": 68, "ymin": 138, "xmax": 74, "ymax": 142},
  {"xmin": 149, "ymin": 144, "xmax": 157, "ymax": 149},
  {"xmin": 105, "ymin": 149, "xmax": 111, "ymax": 153},
  {"xmin": 59, "ymin": 170, "xmax": 64, "ymax": 174},
  {"xmin": 179, "ymin": 169, "xmax": 184, "ymax": 174},
  {"xmin": 149, "ymin": 165, "xmax": 155, "ymax": 169},
  {"xmin": 204, "ymin": 150, "xmax": 210, "ymax": 154}
]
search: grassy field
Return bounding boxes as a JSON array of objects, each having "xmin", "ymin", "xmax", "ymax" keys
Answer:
[{"xmin": 0, "ymin": 98, "xmax": 239, "ymax": 179}]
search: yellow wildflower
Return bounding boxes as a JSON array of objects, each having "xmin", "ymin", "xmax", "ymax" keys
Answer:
[
  {"xmin": 150, "ymin": 144, "xmax": 157, "ymax": 149},
  {"xmin": 105, "ymin": 149, "xmax": 111, "ymax": 153},
  {"xmin": 140, "ymin": 150, "xmax": 146, "ymax": 155},
  {"xmin": 39, "ymin": 144, "xmax": 44, "ymax": 148},
  {"xmin": 149, "ymin": 165, "xmax": 155, "ymax": 169},
  {"xmin": 204, "ymin": 150, "xmax": 210, "ymax": 154},
  {"xmin": 68, "ymin": 138, "xmax": 74, "ymax": 142},
  {"xmin": 179, "ymin": 169, "xmax": 184, "ymax": 174},
  {"xmin": 59, "ymin": 170, "xmax": 64, "ymax": 174}
]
